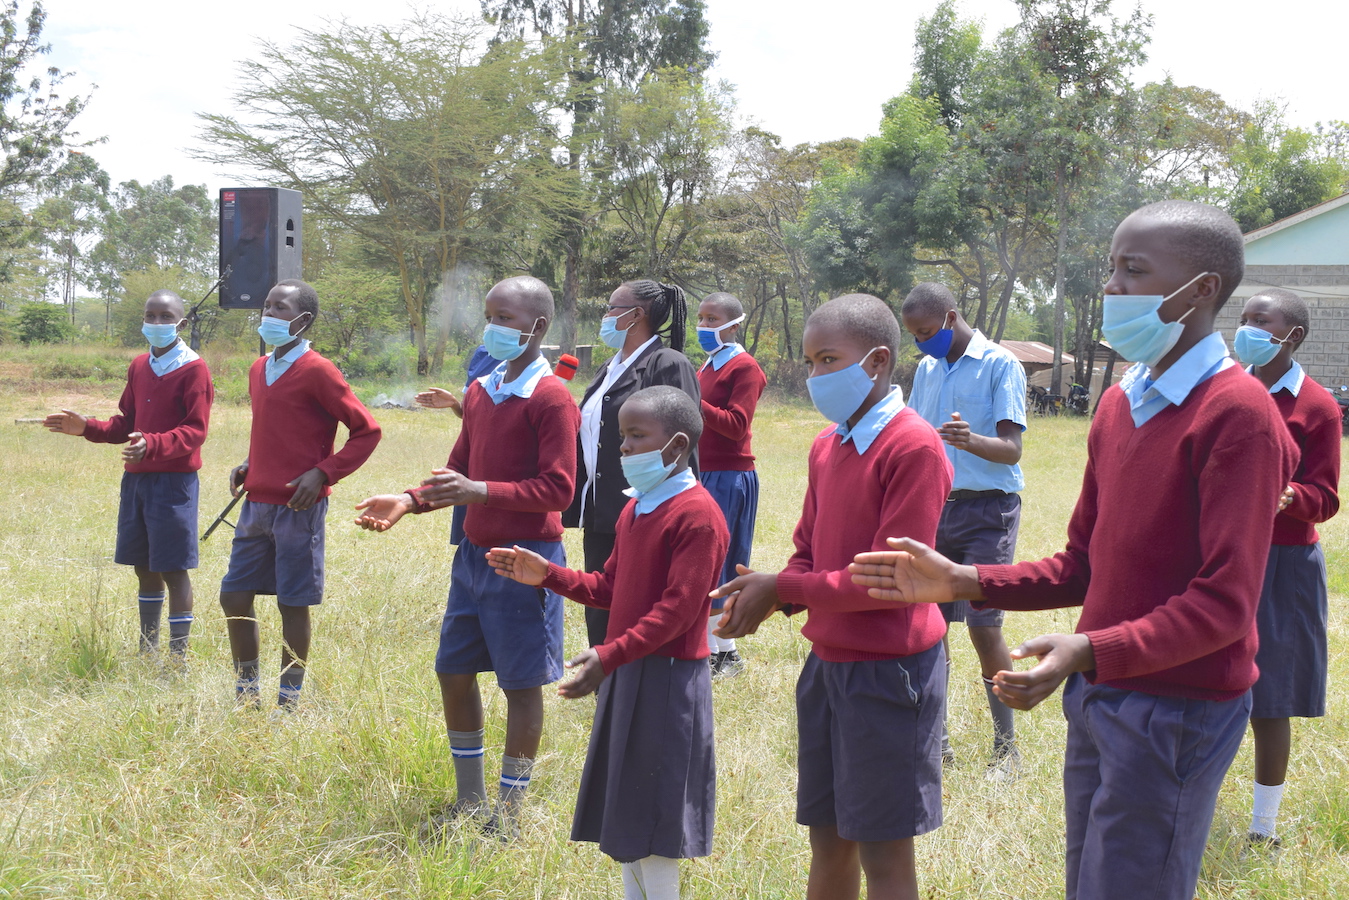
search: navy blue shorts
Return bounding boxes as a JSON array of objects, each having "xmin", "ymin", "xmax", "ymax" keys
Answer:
[
  {"xmin": 1252, "ymin": 542, "xmax": 1328, "ymax": 719},
  {"xmin": 937, "ymin": 494, "xmax": 1020, "ymax": 627},
  {"xmin": 219, "ymin": 498, "xmax": 327, "ymax": 606},
  {"xmin": 435, "ymin": 539, "xmax": 565, "ymax": 690},
  {"xmin": 1062, "ymin": 674, "xmax": 1249, "ymax": 900},
  {"xmin": 700, "ymin": 469, "xmax": 758, "ymax": 608},
  {"xmin": 795, "ymin": 642, "xmax": 945, "ymax": 842},
  {"xmin": 114, "ymin": 471, "xmax": 200, "ymax": 572}
]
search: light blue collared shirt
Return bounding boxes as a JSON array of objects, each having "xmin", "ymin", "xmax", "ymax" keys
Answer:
[
  {"xmin": 479, "ymin": 355, "xmax": 552, "ymax": 405},
  {"xmin": 1247, "ymin": 360, "xmax": 1305, "ymax": 397},
  {"xmin": 831, "ymin": 385, "xmax": 906, "ymax": 456},
  {"xmin": 908, "ymin": 331, "xmax": 1026, "ymax": 492},
  {"xmin": 148, "ymin": 340, "xmax": 199, "ymax": 377},
  {"xmin": 264, "ymin": 339, "xmax": 311, "ymax": 386},
  {"xmin": 1119, "ymin": 331, "xmax": 1234, "ymax": 427},
  {"xmin": 624, "ymin": 467, "xmax": 698, "ymax": 516},
  {"xmin": 701, "ymin": 342, "xmax": 745, "ymax": 372}
]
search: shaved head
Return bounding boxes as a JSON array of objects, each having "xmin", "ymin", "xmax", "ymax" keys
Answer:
[
  {"xmin": 1125, "ymin": 201, "xmax": 1245, "ymax": 306},
  {"xmin": 491, "ymin": 275, "xmax": 555, "ymax": 323},
  {"xmin": 146, "ymin": 289, "xmax": 185, "ymax": 317},
  {"xmin": 805, "ymin": 293, "xmax": 903, "ymax": 365}
]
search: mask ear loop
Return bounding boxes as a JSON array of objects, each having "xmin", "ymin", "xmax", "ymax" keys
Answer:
[{"xmin": 660, "ymin": 431, "xmax": 689, "ymax": 464}]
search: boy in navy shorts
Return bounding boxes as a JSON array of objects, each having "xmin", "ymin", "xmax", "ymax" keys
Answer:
[
  {"xmin": 355, "ymin": 276, "xmax": 579, "ymax": 838},
  {"xmin": 46, "ymin": 289, "xmax": 212, "ymax": 661},
  {"xmin": 714, "ymin": 294, "xmax": 951, "ymax": 900},
  {"xmin": 852, "ymin": 201, "xmax": 1300, "ymax": 899},
  {"xmin": 1232, "ymin": 288, "xmax": 1340, "ymax": 849},
  {"xmin": 220, "ymin": 279, "xmax": 381, "ymax": 710},
  {"xmin": 902, "ymin": 282, "xmax": 1027, "ymax": 776},
  {"xmin": 695, "ymin": 292, "xmax": 766, "ymax": 678}
]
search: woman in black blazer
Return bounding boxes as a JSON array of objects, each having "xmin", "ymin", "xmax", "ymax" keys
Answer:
[{"xmin": 565, "ymin": 279, "xmax": 700, "ymax": 646}]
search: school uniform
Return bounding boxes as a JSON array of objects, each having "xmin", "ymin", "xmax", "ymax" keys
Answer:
[
  {"xmin": 220, "ymin": 342, "xmax": 381, "ymax": 605},
  {"xmin": 776, "ymin": 388, "xmax": 952, "ymax": 842},
  {"xmin": 544, "ymin": 472, "xmax": 729, "ymax": 861},
  {"xmin": 975, "ymin": 334, "xmax": 1299, "ymax": 900},
  {"xmin": 697, "ymin": 343, "xmax": 767, "ymax": 589},
  {"xmin": 407, "ymin": 356, "xmax": 580, "ymax": 690},
  {"xmin": 449, "ymin": 344, "xmax": 502, "ymax": 547},
  {"xmin": 908, "ymin": 330, "xmax": 1026, "ymax": 625},
  {"xmin": 1249, "ymin": 362, "xmax": 1341, "ymax": 719},
  {"xmin": 566, "ymin": 336, "xmax": 700, "ymax": 646},
  {"xmin": 83, "ymin": 342, "xmax": 213, "ymax": 572}
]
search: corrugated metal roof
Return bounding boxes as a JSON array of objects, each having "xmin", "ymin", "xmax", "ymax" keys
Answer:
[{"xmin": 997, "ymin": 340, "xmax": 1075, "ymax": 366}]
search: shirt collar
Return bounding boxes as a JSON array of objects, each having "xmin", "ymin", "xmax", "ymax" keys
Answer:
[
  {"xmin": 832, "ymin": 385, "xmax": 906, "ymax": 455},
  {"xmin": 702, "ymin": 342, "xmax": 745, "ymax": 371},
  {"xmin": 1119, "ymin": 331, "xmax": 1231, "ymax": 421},
  {"xmin": 958, "ymin": 329, "xmax": 992, "ymax": 362},
  {"xmin": 479, "ymin": 355, "xmax": 551, "ymax": 404},
  {"xmin": 148, "ymin": 339, "xmax": 198, "ymax": 376},
  {"xmin": 1255, "ymin": 360, "xmax": 1305, "ymax": 397},
  {"xmin": 624, "ymin": 467, "xmax": 698, "ymax": 516},
  {"xmin": 264, "ymin": 339, "xmax": 311, "ymax": 385}
]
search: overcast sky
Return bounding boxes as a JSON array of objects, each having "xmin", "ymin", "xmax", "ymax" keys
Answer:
[{"xmin": 39, "ymin": 0, "xmax": 1349, "ymax": 191}]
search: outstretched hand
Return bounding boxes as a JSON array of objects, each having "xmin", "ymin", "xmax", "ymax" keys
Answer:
[
  {"xmin": 44, "ymin": 409, "xmax": 86, "ymax": 435},
  {"xmin": 991, "ymin": 633, "xmax": 1095, "ymax": 711},
  {"xmin": 848, "ymin": 537, "xmax": 976, "ymax": 604},
  {"xmin": 354, "ymin": 494, "xmax": 414, "ymax": 532},
  {"xmin": 416, "ymin": 387, "xmax": 463, "ymax": 418},
  {"xmin": 711, "ymin": 564, "xmax": 780, "ymax": 639},
  {"xmin": 485, "ymin": 545, "xmax": 550, "ymax": 586},
  {"xmin": 558, "ymin": 647, "xmax": 606, "ymax": 698}
]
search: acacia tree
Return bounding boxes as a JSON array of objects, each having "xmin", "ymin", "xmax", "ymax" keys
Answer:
[{"xmin": 197, "ymin": 14, "xmax": 578, "ymax": 374}]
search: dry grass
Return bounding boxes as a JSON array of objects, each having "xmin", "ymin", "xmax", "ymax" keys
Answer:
[{"xmin": 0, "ymin": 364, "xmax": 1344, "ymax": 898}]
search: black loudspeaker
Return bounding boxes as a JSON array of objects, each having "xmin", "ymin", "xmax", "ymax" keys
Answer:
[{"xmin": 218, "ymin": 187, "xmax": 303, "ymax": 309}]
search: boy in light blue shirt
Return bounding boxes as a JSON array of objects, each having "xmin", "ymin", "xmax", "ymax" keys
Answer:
[{"xmin": 902, "ymin": 282, "xmax": 1027, "ymax": 777}]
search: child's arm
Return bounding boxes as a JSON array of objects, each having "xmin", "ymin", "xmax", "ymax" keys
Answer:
[
  {"xmin": 310, "ymin": 371, "xmax": 383, "ymax": 490},
  {"xmin": 65, "ymin": 368, "xmax": 138, "ymax": 445},
  {"xmin": 415, "ymin": 387, "xmax": 464, "ymax": 418},
  {"xmin": 701, "ymin": 360, "xmax": 766, "ymax": 441},
  {"xmin": 134, "ymin": 367, "xmax": 213, "ymax": 465},
  {"xmin": 474, "ymin": 391, "xmax": 579, "ymax": 512},
  {"xmin": 44, "ymin": 409, "xmax": 88, "ymax": 435},
  {"xmin": 487, "ymin": 543, "xmax": 616, "ymax": 609},
  {"xmin": 936, "ymin": 354, "xmax": 1027, "ymax": 464},
  {"xmin": 1281, "ymin": 402, "xmax": 1340, "ymax": 524},
  {"xmin": 353, "ymin": 494, "xmax": 416, "ymax": 532}
]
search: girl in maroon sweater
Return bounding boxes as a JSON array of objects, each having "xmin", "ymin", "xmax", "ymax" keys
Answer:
[{"xmin": 488, "ymin": 386, "xmax": 727, "ymax": 900}]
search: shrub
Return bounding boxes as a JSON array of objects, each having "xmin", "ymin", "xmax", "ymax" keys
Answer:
[{"xmin": 17, "ymin": 303, "xmax": 72, "ymax": 345}]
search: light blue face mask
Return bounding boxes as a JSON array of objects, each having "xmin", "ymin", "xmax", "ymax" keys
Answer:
[
  {"xmin": 1234, "ymin": 325, "xmax": 1293, "ymax": 368},
  {"xmin": 600, "ymin": 307, "xmax": 639, "ymax": 350},
  {"xmin": 482, "ymin": 318, "xmax": 541, "ymax": 361},
  {"xmin": 258, "ymin": 314, "xmax": 308, "ymax": 347},
  {"xmin": 142, "ymin": 320, "xmax": 182, "ymax": 349},
  {"xmin": 1100, "ymin": 272, "xmax": 1209, "ymax": 368},
  {"xmin": 620, "ymin": 432, "xmax": 686, "ymax": 494},
  {"xmin": 806, "ymin": 347, "xmax": 883, "ymax": 425}
]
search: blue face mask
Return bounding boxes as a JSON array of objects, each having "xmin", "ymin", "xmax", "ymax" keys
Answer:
[
  {"xmin": 258, "ymin": 314, "xmax": 308, "ymax": 347},
  {"xmin": 807, "ymin": 347, "xmax": 883, "ymax": 425},
  {"xmin": 914, "ymin": 312, "xmax": 955, "ymax": 359},
  {"xmin": 620, "ymin": 432, "xmax": 686, "ymax": 494},
  {"xmin": 696, "ymin": 315, "xmax": 745, "ymax": 353},
  {"xmin": 142, "ymin": 321, "xmax": 182, "ymax": 349},
  {"xmin": 600, "ymin": 307, "xmax": 639, "ymax": 350},
  {"xmin": 1100, "ymin": 272, "xmax": 1208, "ymax": 368},
  {"xmin": 1234, "ymin": 325, "xmax": 1292, "ymax": 368},
  {"xmin": 482, "ymin": 318, "xmax": 540, "ymax": 361}
]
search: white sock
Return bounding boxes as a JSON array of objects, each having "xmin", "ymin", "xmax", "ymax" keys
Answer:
[
  {"xmin": 1251, "ymin": 781, "xmax": 1285, "ymax": 838},
  {"xmin": 707, "ymin": 613, "xmax": 734, "ymax": 653},
  {"xmin": 638, "ymin": 856, "xmax": 680, "ymax": 900},
  {"xmin": 621, "ymin": 860, "xmax": 646, "ymax": 900}
]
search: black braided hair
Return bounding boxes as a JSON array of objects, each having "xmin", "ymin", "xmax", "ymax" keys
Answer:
[{"xmin": 624, "ymin": 279, "xmax": 688, "ymax": 352}]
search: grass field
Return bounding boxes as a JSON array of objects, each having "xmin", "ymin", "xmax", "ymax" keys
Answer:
[{"xmin": 1, "ymin": 351, "xmax": 1347, "ymax": 899}]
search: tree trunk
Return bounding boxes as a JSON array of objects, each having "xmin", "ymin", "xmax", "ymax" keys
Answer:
[{"xmin": 1050, "ymin": 165, "xmax": 1069, "ymax": 395}]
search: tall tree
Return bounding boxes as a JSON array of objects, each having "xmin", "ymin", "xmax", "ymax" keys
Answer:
[
  {"xmin": 31, "ymin": 150, "xmax": 108, "ymax": 326},
  {"xmin": 198, "ymin": 14, "xmax": 578, "ymax": 374},
  {"xmin": 481, "ymin": 0, "xmax": 715, "ymax": 352},
  {"xmin": 1224, "ymin": 101, "xmax": 1349, "ymax": 233}
]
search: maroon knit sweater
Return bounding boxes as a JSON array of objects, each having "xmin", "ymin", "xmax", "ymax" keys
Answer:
[
  {"xmin": 697, "ymin": 352, "xmax": 767, "ymax": 471},
  {"xmin": 775, "ymin": 407, "xmax": 951, "ymax": 662},
  {"xmin": 83, "ymin": 354, "xmax": 213, "ymax": 473},
  {"xmin": 241, "ymin": 352, "xmax": 381, "ymax": 505},
  {"xmin": 1269, "ymin": 378, "xmax": 1341, "ymax": 546},
  {"xmin": 542, "ymin": 485, "xmax": 729, "ymax": 673},
  {"xmin": 978, "ymin": 366, "xmax": 1299, "ymax": 700}
]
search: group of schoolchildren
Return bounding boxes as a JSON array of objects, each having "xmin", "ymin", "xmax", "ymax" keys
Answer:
[{"xmin": 45, "ymin": 200, "xmax": 1341, "ymax": 900}]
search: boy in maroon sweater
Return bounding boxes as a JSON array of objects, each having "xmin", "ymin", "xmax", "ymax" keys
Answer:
[
  {"xmin": 714, "ymin": 294, "xmax": 951, "ymax": 900},
  {"xmin": 695, "ymin": 291, "xmax": 767, "ymax": 677},
  {"xmin": 851, "ymin": 201, "xmax": 1300, "ymax": 900},
  {"xmin": 355, "ymin": 276, "xmax": 578, "ymax": 838},
  {"xmin": 46, "ymin": 289, "xmax": 212, "ymax": 661},
  {"xmin": 487, "ymin": 385, "xmax": 727, "ymax": 898},
  {"xmin": 220, "ymin": 280, "xmax": 381, "ymax": 710},
  {"xmin": 1232, "ymin": 287, "xmax": 1341, "ymax": 848}
]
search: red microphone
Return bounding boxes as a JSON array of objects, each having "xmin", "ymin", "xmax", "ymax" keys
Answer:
[{"xmin": 556, "ymin": 353, "xmax": 580, "ymax": 381}]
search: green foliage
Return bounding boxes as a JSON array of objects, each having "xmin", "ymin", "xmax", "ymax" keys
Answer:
[
  {"xmin": 1226, "ymin": 103, "xmax": 1349, "ymax": 233},
  {"xmin": 15, "ymin": 300, "xmax": 68, "ymax": 343}
]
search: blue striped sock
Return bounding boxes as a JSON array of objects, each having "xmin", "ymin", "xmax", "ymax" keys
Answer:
[
  {"xmin": 234, "ymin": 658, "xmax": 260, "ymax": 705},
  {"xmin": 278, "ymin": 666, "xmax": 305, "ymax": 707},
  {"xmin": 448, "ymin": 729, "xmax": 487, "ymax": 805},
  {"xmin": 167, "ymin": 613, "xmax": 193, "ymax": 658}
]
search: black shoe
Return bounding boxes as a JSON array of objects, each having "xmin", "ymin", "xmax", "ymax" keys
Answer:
[
  {"xmin": 1242, "ymin": 831, "xmax": 1282, "ymax": 859},
  {"xmin": 711, "ymin": 649, "xmax": 746, "ymax": 679}
]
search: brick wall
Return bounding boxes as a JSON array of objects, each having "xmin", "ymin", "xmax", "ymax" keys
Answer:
[{"xmin": 1221, "ymin": 266, "xmax": 1349, "ymax": 392}]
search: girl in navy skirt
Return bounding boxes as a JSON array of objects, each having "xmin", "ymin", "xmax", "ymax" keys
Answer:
[
  {"xmin": 1234, "ymin": 289, "xmax": 1341, "ymax": 849},
  {"xmin": 488, "ymin": 386, "xmax": 729, "ymax": 899}
]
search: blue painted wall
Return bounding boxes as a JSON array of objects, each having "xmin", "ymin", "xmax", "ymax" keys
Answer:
[{"xmin": 1245, "ymin": 200, "xmax": 1349, "ymax": 265}]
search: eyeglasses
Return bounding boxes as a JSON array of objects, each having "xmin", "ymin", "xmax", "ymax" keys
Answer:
[{"xmin": 605, "ymin": 304, "xmax": 639, "ymax": 315}]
